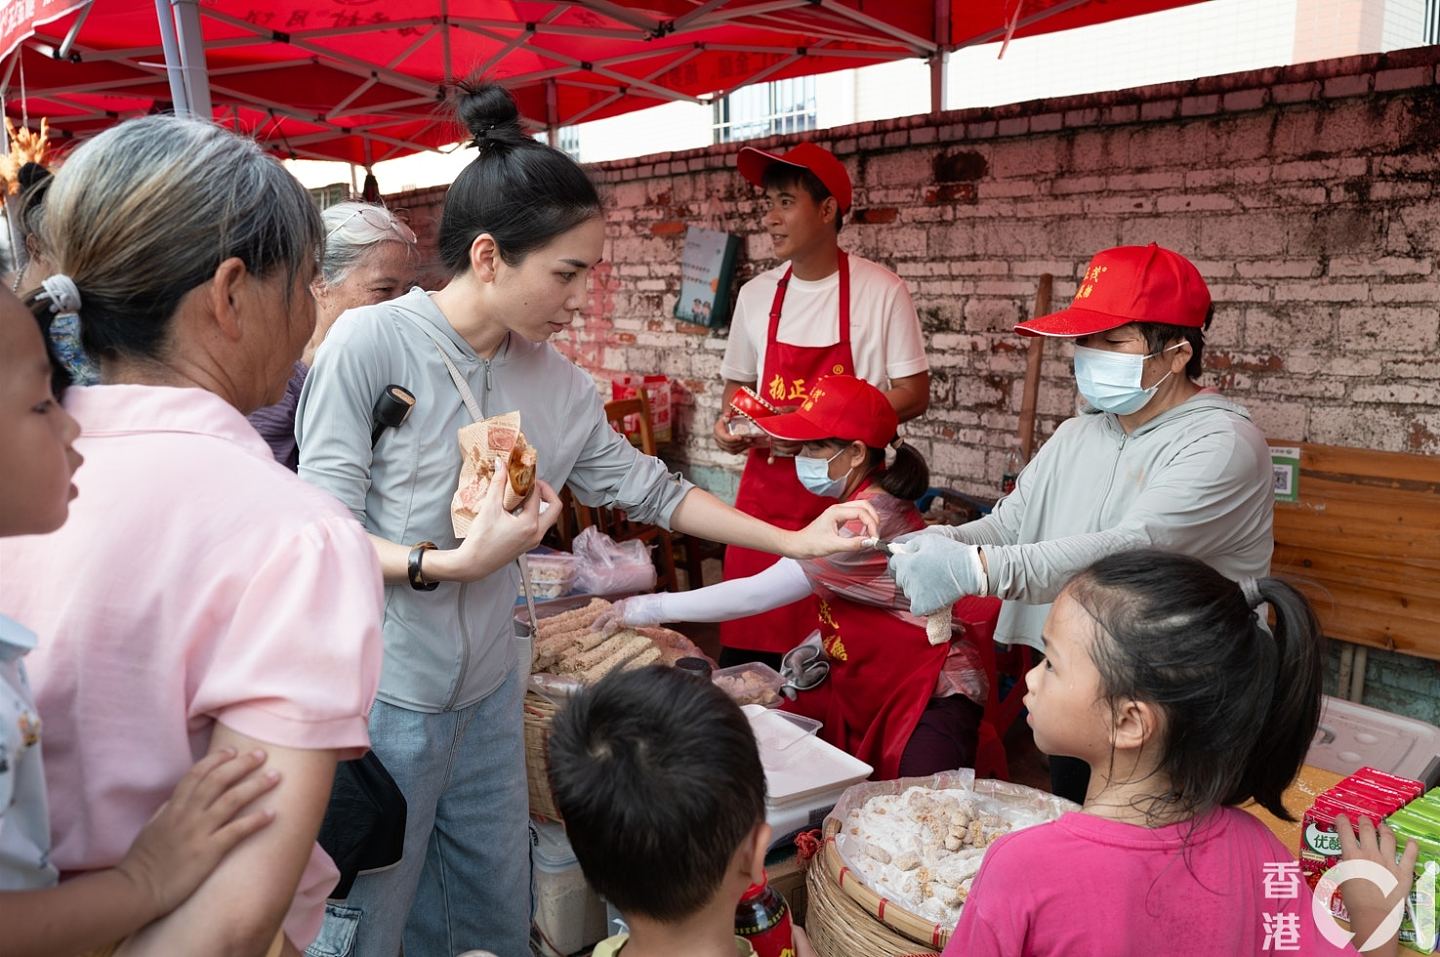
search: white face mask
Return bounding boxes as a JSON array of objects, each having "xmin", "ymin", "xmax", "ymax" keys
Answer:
[
  {"xmin": 794, "ymin": 447, "xmax": 848, "ymax": 498},
  {"xmin": 1073, "ymin": 342, "xmax": 1184, "ymax": 415}
]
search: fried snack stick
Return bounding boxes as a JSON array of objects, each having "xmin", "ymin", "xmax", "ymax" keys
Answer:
[
  {"xmin": 536, "ymin": 599, "xmax": 609, "ymax": 637},
  {"xmin": 618, "ymin": 646, "xmax": 662, "ymax": 672},
  {"xmin": 579, "ymin": 635, "xmax": 657, "ymax": 683},
  {"xmin": 569, "ymin": 630, "xmax": 648, "ymax": 674},
  {"xmin": 534, "ymin": 628, "xmax": 593, "ymax": 672}
]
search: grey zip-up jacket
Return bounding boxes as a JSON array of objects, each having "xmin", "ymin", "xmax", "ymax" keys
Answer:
[
  {"xmin": 948, "ymin": 392, "xmax": 1273, "ymax": 651},
  {"xmin": 296, "ymin": 289, "xmax": 693, "ymax": 712}
]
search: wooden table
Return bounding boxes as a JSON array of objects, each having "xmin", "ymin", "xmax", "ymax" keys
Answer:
[{"xmin": 1242, "ymin": 764, "xmax": 1344, "ymax": 849}]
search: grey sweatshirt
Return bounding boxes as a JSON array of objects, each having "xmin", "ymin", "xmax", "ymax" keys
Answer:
[
  {"xmin": 953, "ymin": 393, "xmax": 1274, "ymax": 651},
  {"xmin": 296, "ymin": 289, "xmax": 693, "ymax": 712}
]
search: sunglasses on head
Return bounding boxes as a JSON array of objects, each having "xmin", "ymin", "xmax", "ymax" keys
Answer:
[{"xmin": 325, "ymin": 206, "xmax": 417, "ymax": 245}]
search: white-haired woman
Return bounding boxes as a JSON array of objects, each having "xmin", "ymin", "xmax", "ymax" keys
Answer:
[{"xmin": 249, "ymin": 201, "xmax": 417, "ymax": 469}]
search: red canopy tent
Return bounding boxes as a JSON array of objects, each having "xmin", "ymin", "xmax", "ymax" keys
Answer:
[{"xmin": 4, "ymin": 1, "xmax": 1209, "ymax": 164}]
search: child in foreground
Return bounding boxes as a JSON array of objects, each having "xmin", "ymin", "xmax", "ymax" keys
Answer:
[
  {"xmin": 0, "ymin": 286, "xmax": 280, "ymax": 956},
  {"xmin": 548, "ymin": 665, "xmax": 818, "ymax": 957},
  {"xmin": 944, "ymin": 549, "xmax": 1418, "ymax": 956}
]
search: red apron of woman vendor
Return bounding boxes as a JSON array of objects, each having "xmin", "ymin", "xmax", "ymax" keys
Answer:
[{"xmin": 599, "ymin": 376, "xmax": 989, "ymax": 779}]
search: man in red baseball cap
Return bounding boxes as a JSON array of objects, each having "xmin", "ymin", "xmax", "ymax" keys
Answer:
[
  {"xmin": 887, "ymin": 243, "xmax": 1275, "ymax": 803},
  {"xmin": 713, "ymin": 143, "xmax": 931, "ymax": 669}
]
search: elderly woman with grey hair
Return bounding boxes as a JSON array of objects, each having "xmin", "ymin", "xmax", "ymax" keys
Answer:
[
  {"xmin": 248, "ymin": 201, "xmax": 418, "ymax": 469},
  {"xmin": 0, "ymin": 115, "xmax": 388, "ymax": 955}
]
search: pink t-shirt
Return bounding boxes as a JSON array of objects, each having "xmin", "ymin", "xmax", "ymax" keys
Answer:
[
  {"xmin": 0, "ymin": 385, "xmax": 384, "ymax": 948},
  {"xmin": 945, "ymin": 808, "xmax": 1361, "ymax": 957}
]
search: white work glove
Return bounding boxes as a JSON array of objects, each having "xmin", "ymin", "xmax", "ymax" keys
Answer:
[
  {"xmin": 887, "ymin": 535, "xmax": 988, "ymax": 616},
  {"xmin": 590, "ymin": 594, "xmax": 671, "ymax": 634}
]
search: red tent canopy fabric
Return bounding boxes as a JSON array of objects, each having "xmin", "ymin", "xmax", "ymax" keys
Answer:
[{"xmin": 5, "ymin": 0, "xmax": 1207, "ymax": 164}]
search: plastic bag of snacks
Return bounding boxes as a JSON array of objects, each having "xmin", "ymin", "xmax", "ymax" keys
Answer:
[{"xmin": 571, "ymin": 526, "xmax": 656, "ymax": 595}]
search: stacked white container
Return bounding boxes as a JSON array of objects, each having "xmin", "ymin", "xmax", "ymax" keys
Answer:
[{"xmin": 531, "ymin": 820, "xmax": 609, "ymax": 955}]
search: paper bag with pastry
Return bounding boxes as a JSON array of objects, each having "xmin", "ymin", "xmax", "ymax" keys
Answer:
[{"xmin": 450, "ymin": 410, "xmax": 538, "ymax": 537}]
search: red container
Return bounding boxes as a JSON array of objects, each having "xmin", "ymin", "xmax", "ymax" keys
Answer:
[{"xmin": 736, "ymin": 874, "xmax": 795, "ymax": 957}]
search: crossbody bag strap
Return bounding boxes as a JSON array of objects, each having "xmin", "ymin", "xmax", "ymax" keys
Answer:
[
  {"xmin": 401, "ymin": 310, "xmax": 540, "ymax": 636},
  {"xmin": 404, "ymin": 314, "xmax": 485, "ymax": 421}
]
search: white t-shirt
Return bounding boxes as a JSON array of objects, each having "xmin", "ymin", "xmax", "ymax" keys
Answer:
[{"xmin": 720, "ymin": 254, "xmax": 929, "ymax": 390}]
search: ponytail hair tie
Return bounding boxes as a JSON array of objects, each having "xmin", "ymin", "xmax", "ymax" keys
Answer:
[
  {"xmin": 1239, "ymin": 576, "xmax": 1263, "ymax": 610},
  {"xmin": 38, "ymin": 274, "xmax": 100, "ymax": 386},
  {"xmin": 39, "ymin": 274, "xmax": 82, "ymax": 316}
]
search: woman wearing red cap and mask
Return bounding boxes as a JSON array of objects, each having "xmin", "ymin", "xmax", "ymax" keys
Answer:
[{"xmin": 601, "ymin": 375, "xmax": 985, "ymax": 779}]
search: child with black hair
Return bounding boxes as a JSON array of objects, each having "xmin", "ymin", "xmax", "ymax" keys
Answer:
[
  {"xmin": 548, "ymin": 665, "xmax": 818, "ymax": 957},
  {"xmin": 942, "ymin": 549, "xmax": 1417, "ymax": 956}
]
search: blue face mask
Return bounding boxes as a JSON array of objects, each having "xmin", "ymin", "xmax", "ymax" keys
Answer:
[
  {"xmin": 1073, "ymin": 343, "xmax": 1182, "ymax": 415},
  {"xmin": 795, "ymin": 447, "xmax": 848, "ymax": 498}
]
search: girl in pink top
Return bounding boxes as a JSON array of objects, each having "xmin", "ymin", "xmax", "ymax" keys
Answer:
[{"xmin": 944, "ymin": 550, "xmax": 1418, "ymax": 957}]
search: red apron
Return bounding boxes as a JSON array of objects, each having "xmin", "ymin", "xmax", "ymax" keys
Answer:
[
  {"xmin": 781, "ymin": 595, "xmax": 949, "ymax": 780},
  {"xmin": 721, "ymin": 252, "xmax": 855, "ymax": 654}
]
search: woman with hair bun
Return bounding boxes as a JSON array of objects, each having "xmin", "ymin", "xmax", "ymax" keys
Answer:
[{"xmin": 297, "ymin": 82, "xmax": 878, "ymax": 957}]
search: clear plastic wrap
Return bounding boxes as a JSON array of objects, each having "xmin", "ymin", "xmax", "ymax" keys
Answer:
[
  {"xmin": 571, "ymin": 526, "xmax": 657, "ymax": 595},
  {"xmin": 829, "ymin": 769, "xmax": 1078, "ymax": 926}
]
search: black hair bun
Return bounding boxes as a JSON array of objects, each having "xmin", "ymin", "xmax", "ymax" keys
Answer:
[
  {"xmin": 455, "ymin": 82, "xmax": 525, "ymax": 147},
  {"xmin": 18, "ymin": 162, "xmax": 52, "ymax": 194}
]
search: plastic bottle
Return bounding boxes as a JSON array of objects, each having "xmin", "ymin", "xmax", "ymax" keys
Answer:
[
  {"xmin": 734, "ymin": 873, "xmax": 795, "ymax": 957},
  {"xmin": 1001, "ymin": 446, "xmax": 1025, "ymax": 495}
]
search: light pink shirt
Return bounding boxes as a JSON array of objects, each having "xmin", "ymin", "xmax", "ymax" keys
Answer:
[
  {"xmin": 945, "ymin": 807, "xmax": 1360, "ymax": 956},
  {"xmin": 0, "ymin": 384, "xmax": 384, "ymax": 948}
]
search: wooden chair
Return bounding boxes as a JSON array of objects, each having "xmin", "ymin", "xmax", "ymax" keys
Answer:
[
  {"xmin": 1267, "ymin": 440, "xmax": 1440, "ymax": 661},
  {"xmin": 564, "ymin": 392, "xmax": 681, "ymax": 593}
]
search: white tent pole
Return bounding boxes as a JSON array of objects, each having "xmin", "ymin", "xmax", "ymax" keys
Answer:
[
  {"xmin": 930, "ymin": 0, "xmax": 949, "ymax": 113},
  {"xmin": 153, "ymin": 0, "xmax": 190, "ymax": 114},
  {"xmin": 545, "ymin": 78, "xmax": 558, "ymax": 147},
  {"xmin": 172, "ymin": 0, "xmax": 212, "ymax": 119}
]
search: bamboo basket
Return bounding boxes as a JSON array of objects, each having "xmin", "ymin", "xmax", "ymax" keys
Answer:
[
  {"xmin": 523, "ymin": 691, "xmax": 562, "ymax": 822},
  {"xmin": 816, "ymin": 818, "xmax": 950, "ymax": 952},
  {"xmin": 805, "ymin": 838, "xmax": 939, "ymax": 957}
]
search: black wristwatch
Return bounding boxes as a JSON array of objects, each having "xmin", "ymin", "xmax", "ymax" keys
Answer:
[{"xmin": 407, "ymin": 541, "xmax": 440, "ymax": 591}]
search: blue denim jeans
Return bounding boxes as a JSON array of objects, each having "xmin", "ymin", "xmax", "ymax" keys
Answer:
[{"xmin": 307, "ymin": 664, "xmax": 531, "ymax": 957}]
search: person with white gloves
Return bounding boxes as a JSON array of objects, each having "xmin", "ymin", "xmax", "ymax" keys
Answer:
[
  {"xmin": 600, "ymin": 376, "xmax": 990, "ymax": 780},
  {"xmin": 887, "ymin": 244, "xmax": 1274, "ymax": 803}
]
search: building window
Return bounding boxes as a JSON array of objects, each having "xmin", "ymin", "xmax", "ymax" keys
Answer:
[
  {"xmin": 713, "ymin": 76, "xmax": 817, "ymax": 144},
  {"xmin": 1427, "ymin": 0, "xmax": 1440, "ymax": 44},
  {"xmin": 557, "ymin": 125, "xmax": 581, "ymax": 160}
]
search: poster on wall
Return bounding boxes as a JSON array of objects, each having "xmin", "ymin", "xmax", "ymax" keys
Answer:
[{"xmin": 675, "ymin": 226, "xmax": 739, "ymax": 328}]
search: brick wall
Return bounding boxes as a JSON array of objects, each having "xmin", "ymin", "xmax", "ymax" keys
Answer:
[{"xmin": 387, "ymin": 47, "xmax": 1440, "ymax": 724}]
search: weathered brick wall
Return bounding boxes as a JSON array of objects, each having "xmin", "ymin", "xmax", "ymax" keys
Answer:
[
  {"xmin": 387, "ymin": 47, "xmax": 1440, "ymax": 724},
  {"xmin": 392, "ymin": 46, "xmax": 1440, "ymax": 501}
]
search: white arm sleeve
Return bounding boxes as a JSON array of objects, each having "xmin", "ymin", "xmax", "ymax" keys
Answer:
[{"xmin": 653, "ymin": 558, "xmax": 812, "ymax": 622}]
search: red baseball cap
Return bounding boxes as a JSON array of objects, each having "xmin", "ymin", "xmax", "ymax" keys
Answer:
[
  {"xmin": 737, "ymin": 142, "xmax": 853, "ymax": 214},
  {"xmin": 757, "ymin": 375, "xmax": 897, "ymax": 449},
  {"xmin": 1015, "ymin": 243, "xmax": 1212, "ymax": 338}
]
